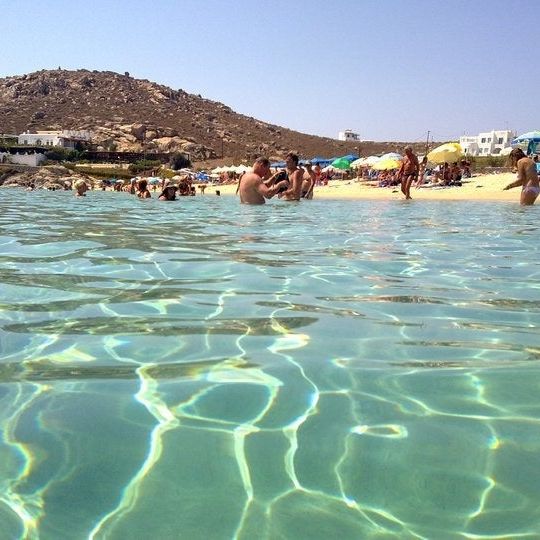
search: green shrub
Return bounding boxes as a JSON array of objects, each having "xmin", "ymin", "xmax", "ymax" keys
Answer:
[
  {"xmin": 74, "ymin": 166, "xmax": 132, "ymax": 179},
  {"xmin": 128, "ymin": 159, "xmax": 162, "ymax": 174},
  {"xmin": 45, "ymin": 147, "xmax": 83, "ymax": 162}
]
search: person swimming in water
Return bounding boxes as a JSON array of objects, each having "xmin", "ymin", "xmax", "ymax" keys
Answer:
[
  {"xmin": 73, "ymin": 179, "xmax": 88, "ymax": 197},
  {"xmin": 503, "ymin": 148, "xmax": 540, "ymax": 205}
]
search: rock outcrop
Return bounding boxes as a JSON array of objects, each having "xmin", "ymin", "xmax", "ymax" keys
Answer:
[
  {"xmin": 0, "ymin": 164, "xmax": 94, "ymax": 189},
  {"xmin": 0, "ymin": 69, "xmax": 398, "ymax": 162}
]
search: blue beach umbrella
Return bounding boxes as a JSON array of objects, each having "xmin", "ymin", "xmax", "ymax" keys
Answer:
[
  {"xmin": 513, "ymin": 131, "xmax": 540, "ymax": 155},
  {"xmin": 310, "ymin": 156, "xmax": 332, "ymax": 166},
  {"xmin": 271, "ymin": 161, "xmax": 286, "ymax": 168},
  {"xmin": 341, "ymin": 154, "xmax": 359, "ymax": 162},
  {"xmin": 513, "ymin": 130, "xmax": 540, "ymax": 143}
]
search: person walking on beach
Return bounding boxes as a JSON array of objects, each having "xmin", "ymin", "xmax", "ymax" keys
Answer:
[
  {"xmin": 237, "ymin": 157, "xmax": 288, "ymax": 204},
  {"xmin": 503, "ymin": 148, "xmax": 540, "ymax": 205},
  {"xmin": 397, "ymin": 146, "xmax": 419, "ymax": 199},
  {"xmin": 416, "ymin": 156, "xmax": 429, "ymax": 187},
  {"xmin": 281, "ymin": 152, "xmax": 305, "ymax": 201}
]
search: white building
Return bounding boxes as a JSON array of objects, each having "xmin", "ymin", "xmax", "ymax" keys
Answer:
[
  {"xmin": 0, "ymin": 151, "xmax": 45, "ymax": 166},
  {"xmin": 459, "ymin": 130, "xmax": 515, "ymax": 156},
  {"xmin": 18, "ymin": 130, "xmax": 92, "ymax": 149},
  {"xmin": 338, "ymin": 129, "xmax": 360, "ymax": 142}
]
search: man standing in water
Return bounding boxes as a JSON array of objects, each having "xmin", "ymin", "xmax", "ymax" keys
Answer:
[
  {"xmin": 238, "ymin": 157, "xmax": 288, "ymax": 204},
  {"xmin": 397, "ymin": 146, "xmax": 419, "ymax": 199},
  {"xmin": 503, "ymin": 148, "xmax": 540, "ymax": 205},
  {"xmin": 281, "ymin": 152, "xmax": 305, "ymax": 201}
]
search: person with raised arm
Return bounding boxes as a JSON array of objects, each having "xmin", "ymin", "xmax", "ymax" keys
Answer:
[
  {"xmin": 503, "ymin": 148, "xmax": 539, "ymax": 205},
  {"xmin": 237, "ymin": 157, "xmax": 288, "ymax": 204}
]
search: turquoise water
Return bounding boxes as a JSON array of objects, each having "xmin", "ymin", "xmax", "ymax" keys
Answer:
[{"xmin": 0, "ymin": 189, "xmax": 539, "ymax": 539}]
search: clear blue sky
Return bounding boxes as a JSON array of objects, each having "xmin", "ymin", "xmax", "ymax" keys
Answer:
[{"xmin": 1, "ymin": 0, "xmax": 537, "ymax": 142}]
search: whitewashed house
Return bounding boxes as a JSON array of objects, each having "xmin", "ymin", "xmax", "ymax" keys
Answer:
[
  {"xmin": 338, "ymin": 129, "xmax": 360, "ymax": 142},
  {"xmin": 459, "ymin": 130, "xmax": 515, "ymax": 156},
  {"xmin": 18, "ymin": 130, "xmax": 92, "ymax": 149},
  {"xmin": 0, "ymin": 151, "xmax": 45, "ymax": 166}
]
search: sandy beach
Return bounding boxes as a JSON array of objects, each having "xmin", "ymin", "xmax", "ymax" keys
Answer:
[{"xmin": 213, "ymin": 172, "xmax": 521, "ymax": 202}]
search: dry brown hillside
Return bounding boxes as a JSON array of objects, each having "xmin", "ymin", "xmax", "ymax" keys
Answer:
[{"xmin": 0, "ymin": 69, "xmax": 427, "ymax": 162}]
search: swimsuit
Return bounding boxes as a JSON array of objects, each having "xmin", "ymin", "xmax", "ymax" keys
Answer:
[{"xmin": 522, "ymin": 185, "xmax": 540, "ymax": 197}]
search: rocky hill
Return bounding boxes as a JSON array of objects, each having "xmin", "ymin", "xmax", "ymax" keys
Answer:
[{"xmin": 0, "ymin": 69, "xmax": 422, "ymax": 162}]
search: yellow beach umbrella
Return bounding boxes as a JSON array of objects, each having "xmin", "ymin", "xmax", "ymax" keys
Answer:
[
  {"xmin": 427, "ymin": 142, "xmax": 463, "ymax": 164},
  {"xmin": 372, "ymin": 157, "xmax": 402, "ymax": 171}
]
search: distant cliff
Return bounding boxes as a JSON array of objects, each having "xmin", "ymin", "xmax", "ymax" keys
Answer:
[{"xmin": 0, "ymin": 69, "xmax": 419, "ymax": 162}]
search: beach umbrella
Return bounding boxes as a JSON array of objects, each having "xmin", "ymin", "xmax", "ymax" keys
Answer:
[
  {"xmin": 512, "ymin": 132, "xmax": 540, "ymax": 155},
  {"xmin": 372, "ymin": 158, "xmax": 402, "ymax": 171},
  {"xmin": 513, "ymin": 130, "xmax": 540, "ymax": 143},
  {"xmin": 350, "ymin": 158, "xmax": 364, "ymax": 169},
  {"xmin": 310, "ymin": 156, "xmax": 331, "ymax": 165},
  {"xmin": 427, "ymin": 142, "xmax": 462, "ymax": 164},
  {"xmin": 380, "ymin": 152, "xmax": 403, "ymax": 161},
  {"xmin": 359, "ymin": 155, "xmax": 382, "ymax": 167},
  {"xmin": 341, "ymin": 154, "xmax": 359, "ymax": 162},
  {"xmin": 330, "ymin": 157, "xmax": 351, "ymax": 170}
]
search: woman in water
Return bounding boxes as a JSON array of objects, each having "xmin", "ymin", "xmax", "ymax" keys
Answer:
[{"xmin": 503, "ymin": 148, "xmax": 540, "ymax": 205}]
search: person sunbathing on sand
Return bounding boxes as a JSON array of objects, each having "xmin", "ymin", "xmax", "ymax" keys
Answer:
[{"xmin": 503, "ymin": 148, "xmax": 539, "ymax": 205}]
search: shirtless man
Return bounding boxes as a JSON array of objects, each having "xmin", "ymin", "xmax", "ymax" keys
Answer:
[
  {"xmin": 503, "ymin": 148, "xmax": 540, "ymax": 205},
  {"xmin": 238, "ymin": 157, "xmax": 288, "ymax": 204},
  {"xmin": 281, "ymin": 152, "xmax": 305, "ymax": 201},
  {"xmin": 397, "ymin": 146, "xmax": 419, "ymax": 199},
  {"xmin": 301, "ymin": 163, "xmax": 316, "ymax": 199}
]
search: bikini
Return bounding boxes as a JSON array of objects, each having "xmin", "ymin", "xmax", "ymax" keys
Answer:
[{"xmin": 523, "ymin": 185, "xmax": 540, "ymax": 197}]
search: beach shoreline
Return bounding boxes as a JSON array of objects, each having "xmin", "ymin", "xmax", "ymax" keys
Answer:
[{"xmin": 212, "ymin": 172, "xmax": 521, "ymax": 202}]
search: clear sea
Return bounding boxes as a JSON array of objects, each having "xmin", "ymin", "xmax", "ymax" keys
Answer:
[{"xmin": 0, "ymin": 189, "xmax": 539, "ymax": 540}]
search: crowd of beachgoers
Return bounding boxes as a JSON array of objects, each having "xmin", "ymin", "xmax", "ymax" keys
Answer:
[{"xmin": 20, "ymin": 146, "xmax": 539, "ymax": 205}]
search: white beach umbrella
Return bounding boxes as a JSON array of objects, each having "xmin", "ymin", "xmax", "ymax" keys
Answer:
[{"xmin": 380, "ymin": 152, "xmax": 403, "ymax": 161}]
